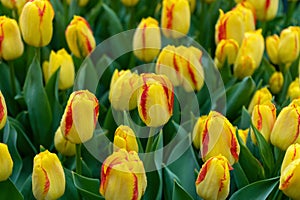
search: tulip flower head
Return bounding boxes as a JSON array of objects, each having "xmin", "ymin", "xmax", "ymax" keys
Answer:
[
  {"xmin": 192, "ymin": 115, "xmax": 208, "ymax": 149},
  {"xmin": 266, "ymin": 34, "xmax": 280, "ymax": 65},
  {"xmin": 269, "ymin": 71, "xmax": 284, "ymax": 94},
  {"xmin": 66, "ymin": 0, "xmax": 89, "ymax": 7},
  {"xmin": 238, "ymin": 129, "xmax": 249, "ymax": 144},
  {"xmin": 121, "ymin": 0, "xmax": 139, "ymax": 6},
  {"xmin": 287, "ymin": 78, "xmax": 300, "ymax": 100},
  {"xmin": 0, "ymin": 143, "xmax": 13, "ymax": 181},
  {"xmin": 54, "ymin": 127, "xmax": 76, "ymax": 156},
  {"xmin": 1, "ymin": 0, "xmax": 27, "ymax": 11},
  {"xmin": 113, "ymin": 125, "xmax": 139, "ymax": 152},
  {"xmin": 246, "ymin": 0, "xmax": 279, "ymax": 21},
  {"xmin": 248, "ymin": 87, "xmax": 272, "ymax": 114},
  {"xmin": 0, "ymin": 91, "xmax": 7, "ymax": 130},
  {"xmin": 215, "ymin": 39, "xmax": 239, "ymax": 68}
]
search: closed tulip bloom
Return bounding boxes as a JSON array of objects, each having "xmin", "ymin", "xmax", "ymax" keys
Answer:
[
  {"xmin": 196, "ymin": 111, "xmax": 240, "ymax": 165},
  {"xmin": 0, "ymin": 16, "xmax": 24, "ymax": 60},
  {"xmin": 121, "ymin": 0, "xmax": 139, "ymax": 6},
  {"xmin": 270, "ymin": 104, "xmax": 300, "ymax": 150},
  {"xmin": 248, "ymin": 87, "xmax": 272, "ymax": 114},
  {"xmin": 215, "ymin": 39, "xmax": 239, "ymax": 68},
  {"xmin": 19, "ymin": 0, "xmax": 54, "ymax": 47},
  {"xmin": 269, "ymin": 71, "xmax": 284, "ymax": 94},
  {"xmin": 109, "ymin": 69, "xmax": 139, "ymax": 111},
  {"xmin": 43, "ymin": 49, "xmax": 75, "ymax": 90},
  {"xmin": 133, "ymin": 17, "xmax": 161, "ymax": 62},
  {"xmin": 0, "ymin": 91, "xmax": 7, "ymax": 130},
  {"xmin": 60, "ymin": 90, "xmax": 99, "ymax": 144},
  {"xmin": 280, "ymin": 159, "xmax": 300, "ymax": 199},
  {"xmin": 161, "ymin": 0, "xmax": 190, "ymax": 38},
  {"xmin": 100, "ymin": 149, "xmax": 147, "ymax": 200},
  {"xmin": 0, "ymin": 143, "xmax": 13, "ymax": 181},
  {"xmin": 195, "ymin": 155, "xmax": 232, "ymax": 200},
  {"xmin": 66, "ymin": 0, "xmax": 89, "ymax": 7},
  {"xmin": 266, "ymin": 34, "xmax": 280, "ymax": 65},
  {"xmin": 65, "ymin": 16, "xmax": 96, "ymax": 58},
  {"xmin": 281, "ymin": 143, "xmax": 300, "ymax": 175},
  {"xmin": 247, "ymin": 0, "xmax": 279, "ymax": 21},
  {"xmin": 238, "ymin": 129, "xmax": 249, "ymax": 144},
  {"xmin": 192, "ymin": 115, "xmax": 208, "ymax": 149},
  {"xmin": 234, "ymin": 2, "xmax": 255, "ymax": 32},
  {"xmin": 137, "ymin": 73, "xmax": 174, "ymax": 127},
  {"xmin": 251, "ymin": 103, "xmax": 276, "ymax": 143},
  {"xmin": 113, "ymin": 125, "xmax": 138, "ymax": 152},
  {"xmin": 32, "ymin": 150, "xmax": 65, "ymax": 200},
  {"xmin": 287, "ymin": 78, "xmax": 300, "ymax": 100},
  {"xmin": 1, "ymin": 0, "xmax": 25, "ymax": 9},
  {"xmin": 54, "ymin": 127, "xmax": 76, "ymax": 157},
  {"xmin": 278, "ymin": 27, "xmax": 300, "ymax": 65}
]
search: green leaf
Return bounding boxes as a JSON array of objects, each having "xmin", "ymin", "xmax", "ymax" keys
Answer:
[
  {"xmin": 239, "ymin": 107, "xmax": 251, "ymax": 130},
  {"xmin": 232, "ymin": 162, "xmax": 249, "ymax": 189},
  {"xmin": 229, "ymin": 177, "xmax": 279, "ymax": 200},
  {"xmin": 0, "ymin": 179, "xmax": 23, "ymax": 200},
  {"xmin": 172, "ymin": 180, "xmax": 193, "ymax": 200},
  {"xmin": 72, "ymin": 172, "xmax": 104, "ymax": 200},
  {"xmin": 277, "ymin": 70, "xmax": 292, "ymax": 104},
  {"xmin": 163, "ymin": 165, "xmax": 180, "ymax": 200},
  {"xmin": 23, "ymin": 56, "xmax": 52, "ymax": 148},
  {"xmin": 20, "ymin": 174, "xmax": 35, "ymax": 200},
  {"xmin": 102, "ymin": 3, "xmax": 123, "ymax": 35}
]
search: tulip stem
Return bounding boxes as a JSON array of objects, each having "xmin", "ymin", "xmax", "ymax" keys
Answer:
[
  {"xmin": 145, "ymin": 128, "xmax": 156, "ymax": 153},
  {"xmin": 76, "ymin": 144, "xmax": 82, "ymax": 175},
  {"xmin": 35, "ymin": 47, "xmax": 41, "ymax": 63},
  {"xmin": 9, "ymin": 62, "xmax": 17, "ymax": 97}
]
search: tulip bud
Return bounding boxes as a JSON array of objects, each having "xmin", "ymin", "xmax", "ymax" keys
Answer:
[
  {"xmin": 100, "ymin": 149, "xmax": 147, "ymax": 200},
  {"xmin": 60, "ymin": 90, "xmax": 99, "ymax": 144},
  {"xmin": 192, "ymin": 115, "xmax": 208, "ymax": 149},
  {"xmin": 251, "ymin": 103, "xmax": 276, "ymax": 143},
  {"xmin": 65, "ymin": 16, "xmax": 96, "ymax": 58},
  {"xmin": 247, "ymin": 0, "xmax": 279, "ymax": 21},
  {"xmin": 0, "ymin": 143, "xmax": 13, "ymax": 181},
  {"xmin": 133, "ymin": 17, "xmax": 161, "ymax": 62},
  {"xmin": 234, "ymin": 29, "xmax": 264, "ymax": 79},
  {"xmin": 32, "ymin": 150, "xmax": 65, "ymax": 200},
  {"xmin": 287, "ymin": 78, "xmax": 300, "ymax": 100},
  {"xmin": 54, "ymin": 127, "xmax": 76, "ymax": 156},
  {"xmin": 137, "ymin": 73, "xmax": 174, "ymax": 127},
  {"xmin": 161, "ymin": 0, "xmax": 190, "ymax": 38},
  {"xmin": 121, "ymin": 0, "xmax": 139, "ymax": 6},
  {"xmin": 1, "ymin": 0, "xmax": 28, "ymax": 14},
  {"xmin": 0, "ymin": 16, "xmax": 24, "ymax": 60},
  {"xmin": 215, "ymin": 39, "xmax": 239, "ymax": 68},
  {"xmin": 278, "ymin": 27, "xmax": 300, "ymax": 65},
  {"xmin": 113, "ymin": 125, "xmax": 138, "ymax": 152},
  {"xmin": 19, "ymin": 0, "xmax": 54, "ymax": 47},
  {"xmin": 0, "ymin": 91, "xmax": 7, "ymax": 130},
  {"xmin": 43, "ymin": 49, "xmax": 75, "ymax": 90},
  {"xmin": 248, "ymin": 87, "xmax": 272, "ymax": 114},
  {"xmin": 188, "ymin": 0, "xmax": 196, "ymax": 13},
  {"xmin": 194, "ymin": 111, "xmax": 240, "ymax": 165},
  {"xmin": 270, "ymin": 104, "xmax": 300, "ymax": 150},
  {"xmin": 281, "ymin": 143, "xmax": 300, "ymax": 175},
  {"xmin": 234, "ymin": 2, "xmax": 256, "ymax": 32},
  {"xmin": 238, "ymin": 129, "xmax": 249, "ymax": 144},
  {"xmin": 109, "ymin": 69, "xmax": 139, "ymax": 111},
  {"xmin": 66, "ymin": 0, "xmax": 89, "ymax": 7},
  {"xmin": 266, "ymin": 34, "xmax": 280, "ymax": 65},
  {"xmin": 195, "ymin": 155, "xmax": 232, "ymax": 200},
  {"xmin": 269, "ymin": 71, "xmax": 283, "ymax": 94}
]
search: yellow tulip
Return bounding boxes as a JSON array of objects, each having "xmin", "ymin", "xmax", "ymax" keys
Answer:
[
  {"xmin": 287, "ymin": 78, "xmax": 300, "ymax": 100},
  {"xmin": 121, "ymin": 0, "xmax": 139, "ymax": 6},
  {"xmin": 133, "ymin": 17, "xmax": 161, "ymax": 62},
  {"xmin": 246, "ymin": 0, "xmax": 279, "ymax": 21},
  {"xmin": 234, "ymin": 2, "xmax": 256, "ymax": 32},
  {"xmin": 137, "ymin": 73, "xmax": 174, "ymax": 127},
  {"xmin": 248, "ymin": 87, "xmax": 272, "ymax": 114},
  {"xmin": 109, "ymin": 69, "xmax": 139, "ymax": 111},
  {"xmin": 238, "ymin": 129, "xmax": 249, "ymax": 144},
  {"xmin": 113, "ymin": 125, "xmax": 138, "ymax": 152},
  {"xmin": 195, "ymin": 155, "xmax": 232, "ymax": 200},
  {"xmin": 215, "ymin": 39, "xmax": 239, "ymax": 68},
  {"xmin": 281, "ymin": 143, "xmax": 300, "ymax": 175},
  {"xmin": 0, "ymin": 91, "xmax": 7, "ymax": 130},
  {"xmin": 233, "ymin": 29, "xmax": 264, "ymax": 79},
  {"xmin": 54, "ymin": 127, "xmax": 76, "ymax": 156},
  {"xmin": 32, "ymin": 150, "xmax": 65, "ymax": 200},
  {"xmin": 19, "ymin": 0, "xmax": 54, "ymax": 47},
  {"xmin": 60, "ymin": 90, "xmax": 99, "ymax": 144},
  {"xmin": 266, "ymin": 34, "xmax": 280, "ymax": 65},
  {"xmin": 66, "ymin": 0, "xmax": 89, "ymax": 7},
  {"xmin": 65, "ymin": 16, "xmax": 96, "ymax": 58},
  {"xmin": 0, "ymin": 16, "xmax": 24, "ymax": 60},
  {"xmin": 269, "ymin": 71, "xmax": 283, "ymax": 94},
  {"xmin": 0, "ymin": 143, "xmax": 13, "ymax": 181},
  {"xmin": 1, "ymin": 0, "xmax": 28, "ymax": 14},
  {"xmin": 188, "ymin": 0, "xmax": 196, "ymax": 13},
  {"xmin": 192, "ymin": 115, "xmax": 208, "ymax": 149},
  {"xmin": 161, "ymin": 0, "xmax": 190, "ymax": 38},
  {"xmin": 100, "ymin": 149, "xmax": 147, "ymax": 200},
  {"xmin": 43, "ymin": 49, "xmax": 75, "ymax": 90}
]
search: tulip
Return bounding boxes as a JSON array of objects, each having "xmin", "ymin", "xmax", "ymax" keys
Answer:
[
  {"xmin": 269, "ymin": 71, "xmax": 283, "ymax": 94},
  {"xmin": 251, "ymin": 103, "xmax": 276, "ymax": 143},
  {"xmin": 43, "ymin": 48, "xmax": 75, "ymax": 90},
  {"xmin": 234, "ymin": 2, "xmax": 256, "ymax": 32},
  {"xmin": 238, "ymin": 129, "xmax": 249, "ymax": 144},
  {"xmin": 194, "ymin": 111, "xmax": 240, "ymax": 165},
  {"xmin": 233, "ymin": 29, "xmax": 264, "ymax": 79},
  {"xmin": 54, "ymin": 127, "xmax": 76, "ymax": 156},
  {"xmin": 287, "ymin": 78, "xmax": 300, "ymax": 100},
  {"xmin": 215, "ymin": 39, "xmax": 239, "ymax": 68},
  {"xmin": 32, "ymin": 150, "xmax": 65, "ymax": 200},
  {"xmin": 270, "ymin": 103, "xmax": 300, "ymax": 150},
  {"xmin": 60, "ymin": 90, "xmax": 99, "ymax": 144},
  {"xmin": 137, "ymin": 73, "xmax": 174, "ymax": 127},
  {"xmin": 281, "ymin": 143, "xmax": 300, "ymax": 175},
  {"xmin": 195, "ymin": 155, "xmax": 232, "ymax": 200},
  {"xmin": 113, "ymin": 125, "xmax": 138, "ymax": 152},
  {"xmin": 161, "ymin": 0, "xmax": 190, "ymax": 38},
  {"xmin": 109, "ymin": 69, "xmax": 139, "ymax": 111},
  {"xmin": 121, "ymin": 0, "xmax": 139, "ymax": 6},
  {"xmin": 100, "ymin": 149, "xmax": 147, "ymax": 200},
  {"xmin": 246, "ymin": 0, "xmax": 279, "ymax": 21},
  {"xmin": 66, "ymin": 0, "xmax": 89, "ymax": 7},
  {"xmin": 1, "ymin": 0, "xmax": 28, "ymax": 14},
  {"xmin": 188, "ymin": 0, "xmax": 196, "ymax": 13},
  {"xmin": 0, "ymin": 91, "xmax": 7, "ymax": 130},
  {"xmin": 192, "ymin": 115, "xmax": 208, "ymax": 149},
  {"xmin": 19, "ymin": 0, "xmax": 54, "ymax": 47},
  {"xmin": 0, "ymin": 143, "xmax": 13, "ymax": 181},
  {"xmin": 266, "ymin": 34, "xmax": 280, "ymax": 65},
  {"xmin": 133, "ymin": 17, "xmax": 161, "ymax": 62},
  {"xmin": 0, "ymin": 16, "xmax": 24, "ymax": 60},
  {"xmin": 65, "ymin": 16, "xmax": 96, "ymax": 58},
  {"xmin": 248, "ymin": 87, "xmax": 272, "ymax": 114}
]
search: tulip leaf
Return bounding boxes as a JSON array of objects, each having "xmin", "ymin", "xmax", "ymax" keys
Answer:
[
  {"xmin": 232, "ymin": 162, "xmax": 249, "ymax": 189},
  {"xmin": 229, "ymin": 177, "xmax": 280, "ymax": 200},
  {"xmin": 72, "ymin": 171, "xmax": 104, "ymax": 200},
  {"xmin": 277, "ymin": 70, "xmax": 292, "ymax": 104},
  {"xmin": 20, "ymin": 175, "xmax": 35, "ymax": 200},
  {"xmin": 102, "ymin": 3, "xmax": 123, "ymax": 35},
  {"xmin": 172, "ymin": 180, "xmax": 193, "ymax": 200},
  {"xmin": 23, "ymin": 56, "xmax": 52, "ymax": 148},
  {"xmin": 239, "ymin": 107, "xmax": 251, "ymax": 130},
  {"xmin": 163, "ymin": 165, "xmax": 181, "ymax": 200},
  {"xmin": 0, "ymin": 179, "xmax": 23, "ymax": 200}
]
